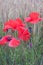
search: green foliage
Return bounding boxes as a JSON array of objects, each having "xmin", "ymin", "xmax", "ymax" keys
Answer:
[{"xmin": 0, "ymin": 22, "xmax": 5, "ymax": 36}]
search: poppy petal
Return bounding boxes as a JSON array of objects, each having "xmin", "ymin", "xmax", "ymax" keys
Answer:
[
  {"xmin": 8, "ymin": 38, "xmax": 20, "ymax": 48},
  {"xmin": 18, "ymin": 29, "xmax": 31, "ymax": 41},
  {"xmin": 25, "ymin": 17, "xmax": 31, "ymax": 22}
]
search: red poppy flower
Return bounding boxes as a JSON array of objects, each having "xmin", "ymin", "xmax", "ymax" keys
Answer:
[
  {"xmin": 29, "ymin": 12, "xmax": 39, "ymax": 19},
  {"xmin": 8, "ymin": 19, "xmax": 17, "ymax": 29},
  {"xmin": 17, "ymin": 26, "xmax": 25, "ymax": 34},
  {"xmin": 18, "ymin": 29, "xmax": 31, "ymax": 41},
  {"xmin": 3, "ymin": 18, "xmax": 25, "ymax": 32},
  {"xmin": 8, "ymin": 38, "xmax": 20, "ymax": 48},
  {"xmin": 0, "ymin": 35, "xmax": 12, "ymax": 45},
  {"xmin": 3, "ymin": 19, "xmax": 17, "ymax": 32},
  {"xmin": 3, "ymin": 25, "xmax": 12, "ymax": 32},
  {"xmin": 25, "ymin": 12, "xmax": 43, "ymax": 24},
  {"xmin": 15, "ymin": 18, "xmax": 25, "ymax": 27},
  {"xmin": 0, "ymin": 37, "xmax": 7, "ymax": 45}
]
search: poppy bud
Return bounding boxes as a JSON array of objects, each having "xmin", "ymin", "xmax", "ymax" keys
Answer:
[
  {"xmin": 29, "ymin": 43, "xmax": 32, "ymax": 48},
  {"xmin": 28, "ymin": 27, "xmax": 32, "ymax": 33}
]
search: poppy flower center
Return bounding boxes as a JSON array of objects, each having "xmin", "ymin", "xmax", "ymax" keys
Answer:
[
  {"xmin": 6, "ymin": 37, "xmax": 12, "ymax": 41},
  {"xmin": 6, "ymin": 29, "xmax": 8, "ymax": 32}
]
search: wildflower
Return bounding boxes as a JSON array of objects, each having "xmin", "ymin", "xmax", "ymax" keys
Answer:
[
  {"xmin": 18, "ymin": 29, "xmax": 31, "ymax": 41},
  {"xmin": 17, "ymin": 26, "xmax": 25, "ymax": 34},
  {"xmin": 15, "ymin": 18, "xmax": 25, "ymax": 27},
  {"xmin": 25, "ymin": 12, "xmax": 42, "ymax": 24},
  {"xmin": 3, "ymin": 19, "xmax": 17, "ymax": 32},
  {"xmin": 0, "ymin": 35, "xmax": 12, "ymax": 45},
  {"xmin": 8, "ymin": 38, "xmax": 20, "ymax": 48},
  {"xmin": 3, "ymin": 25, "xmax": 12, "ymax": 32},
  {"xmin": 0, "ymin": 36, "xmax": 7, "ymax": 45},
  {"xmin": 3, "ymin": 18, "xmax": 25, "ymax": 32}
]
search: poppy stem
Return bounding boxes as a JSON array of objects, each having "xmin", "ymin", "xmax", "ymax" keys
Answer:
[{"xmin": 33, "ymin": 24, "xmax": 36, "ymax": 35}]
